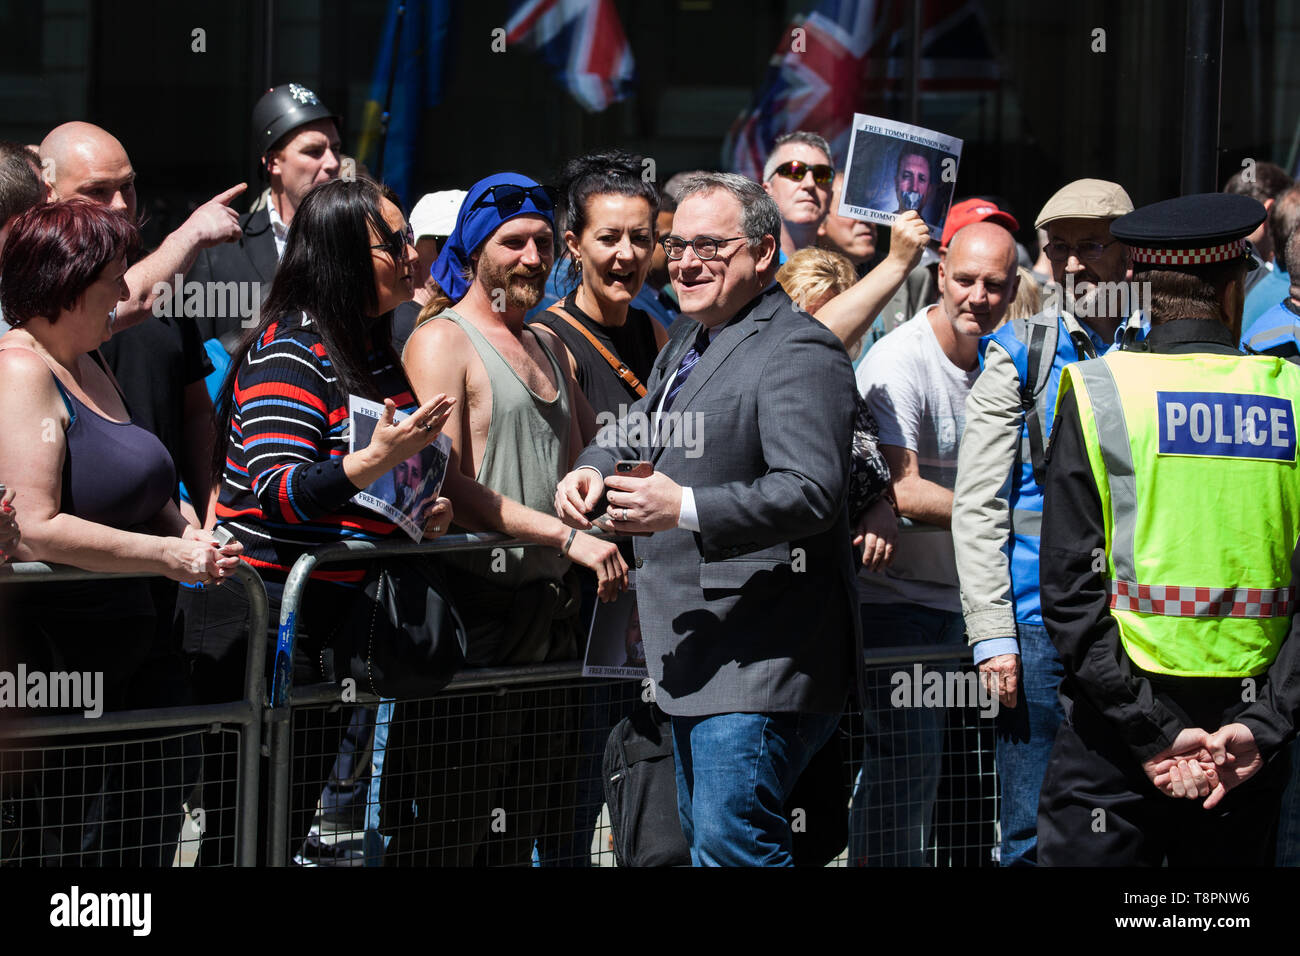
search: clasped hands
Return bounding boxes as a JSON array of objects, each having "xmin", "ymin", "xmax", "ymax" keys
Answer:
[
  {"xmin": 1141, "ymin": 723, "xmax": 1263, "ymax": 810},
  {"xmin": 555, "ymin": 467, "xmax": 683, "ymax": 534}
]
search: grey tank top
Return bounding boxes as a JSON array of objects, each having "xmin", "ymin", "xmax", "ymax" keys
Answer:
[{"xmin": 440, "ymin": 309, "xmax": 572, "ymax": 587}]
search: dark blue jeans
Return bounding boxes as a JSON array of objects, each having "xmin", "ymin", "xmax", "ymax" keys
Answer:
[
  {"xmin": 671, "ymin": 710, "xmax": 840, "ymax": 866},
  {"xmin": 993, "ymin": 621, "xmax": 1064, "ymax": 866},
  {"xmin": 851, "ymin": 602, "xmax": 965, "ymax": 866}
]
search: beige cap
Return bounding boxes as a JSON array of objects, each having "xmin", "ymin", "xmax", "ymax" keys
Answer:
[{"xmin": 1035, "ymin": 179, "xmax": 1134, "ymax": 229}]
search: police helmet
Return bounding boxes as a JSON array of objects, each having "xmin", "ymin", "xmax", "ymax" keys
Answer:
[{"xmin": 250, "ymin": 83, "xmax": 340, "ymax": 159}]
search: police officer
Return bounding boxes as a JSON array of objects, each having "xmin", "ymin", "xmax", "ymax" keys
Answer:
[
  {"xmin": 1037, "ymin": 192, "xmax": 1300, "ymax": 866},
  {"xmin": 187, "ymin": 82, "xmax": 342, "ymax": 346}
]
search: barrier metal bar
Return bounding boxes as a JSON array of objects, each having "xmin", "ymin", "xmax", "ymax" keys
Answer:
[
  {"xmin": 266, "ymin": 527, "xmax": 959, "ymax": 864},
  {"xmin": 271, "ymin": 532, "xmax": 597, "ymax": 707},
  {"xmin": 0, "ymin": 561, "xmax": 269, "ymax": 866},
  {"xmin": 266, "ymin": 532, "xmax": 578, "ymax": 864}
]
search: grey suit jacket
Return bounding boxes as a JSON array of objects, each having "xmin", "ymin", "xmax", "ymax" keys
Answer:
[
  {"xmin": 186, "ymin": 207, "xmax": 279, "ymax": 344},
  {"xmin": 576, "ymin": 284, "xmax": 861, "ymax": 716}
]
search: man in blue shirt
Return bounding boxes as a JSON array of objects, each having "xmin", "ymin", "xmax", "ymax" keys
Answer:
[
  {"xmin": 952, "ymin": 178, "xmax": 1138, "ymax": 865},
  {"xmin": 1242, "ymin": 184, "xmax": 1300, "ymax": 335}
]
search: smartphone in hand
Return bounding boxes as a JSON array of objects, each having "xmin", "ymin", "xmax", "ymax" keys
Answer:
[{"xmin": 592, "ymin": 461, "xmax": 654, "ymax": 534}]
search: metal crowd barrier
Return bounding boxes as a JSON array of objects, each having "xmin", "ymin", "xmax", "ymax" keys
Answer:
[
  {"xmin": 0, "ymin": 535, "xmax": 1001, "ymax": 867},
  {"xmin": 0, "ymin": 562, "xmax": 268, "ymax": 866},
  {"xmin": 268, "ymin": 534, "xmax": 1000, "ymax": 867}
]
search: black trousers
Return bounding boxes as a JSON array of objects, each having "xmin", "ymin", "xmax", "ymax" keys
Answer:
[
  {"xmin": 1038, "ymin": 691, "xmax": 1288, "ymax": 867},
  {"xmin": 180, "ymin": 574, "xmax": 354, "ymax": 865}
]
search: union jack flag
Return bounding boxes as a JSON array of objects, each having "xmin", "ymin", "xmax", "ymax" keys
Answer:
[
  {"xmin": 506, "ymin": 0, "xmax": 636, "ymax": 113},
  {"xmin": 724, "ymin": 0, "xmax": 881, "ymax": 182},
  {"xmin": 724, "ymin": 0, "xmax": 1002, "ymax": 181}
]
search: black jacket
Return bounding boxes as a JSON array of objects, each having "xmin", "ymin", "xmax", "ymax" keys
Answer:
[
  {"xmin": 186, "ymin": 206, "xmax": 279, "ymax": 343},
  {"xmin": 1040, "ymin": 318, "xmax": 1300, "ymax": 762}
]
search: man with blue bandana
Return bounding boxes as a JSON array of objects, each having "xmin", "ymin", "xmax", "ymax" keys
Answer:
[{"xmin": 382, "ymin": 173, "xmax": 627, "ymax": 865}]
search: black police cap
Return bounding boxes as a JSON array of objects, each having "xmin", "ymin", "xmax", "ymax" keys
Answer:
[
  {"xmin": 250, "ymin": 83, "xmax": 340, "ymax": 157},
  {"xmin": 1111, "ymin": 192, "xmax": 1266, "ymax": 268}
]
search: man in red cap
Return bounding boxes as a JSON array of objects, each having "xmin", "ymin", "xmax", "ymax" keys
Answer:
[{"xmin": 940, "ymin": 197, "xmax": 1019, "ymax": 253}]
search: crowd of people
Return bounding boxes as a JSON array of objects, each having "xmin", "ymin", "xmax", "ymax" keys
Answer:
[{"xmin": 2, "ymin": 79, "xmax": 1300, "ymax": 868}]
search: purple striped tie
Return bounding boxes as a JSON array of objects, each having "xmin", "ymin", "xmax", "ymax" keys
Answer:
[{"xmin": 663, "ymin": 326, "xmax": 710, "ymax": 413}]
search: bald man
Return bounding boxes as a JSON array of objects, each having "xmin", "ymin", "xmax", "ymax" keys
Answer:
[
  {"xmin": 39, "ymin": 122, "xmax": 244, "ymax": 334},
  {"xmin": 39, "ymin": 121, "xmax": 244, "ymax": 525},
  {"xmin": 849, "ymin": 221, "xmax": 1018, "ymax": 866}
]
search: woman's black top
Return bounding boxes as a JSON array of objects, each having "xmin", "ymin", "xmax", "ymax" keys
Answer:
[{"xmin": 531, "ymin": 291, "xmax": 659, "ymax": 417}]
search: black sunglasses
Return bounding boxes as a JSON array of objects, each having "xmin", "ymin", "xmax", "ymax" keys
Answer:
[
  {"xmin": 770, "ymin": 160, "xmax": 834, "ymax": 186},
  {"xmin": 370, "ymin": 222, "xmax": 415, "ymax": 260},
  {"xmin": 468, "ymin": 183, "xmax": 555, "ymax": 216}
]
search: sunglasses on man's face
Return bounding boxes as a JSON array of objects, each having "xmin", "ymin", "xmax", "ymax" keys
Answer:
[
  {"xmin": 468, "ymin": 183, "xmax": 556, "ymax": 216},
  {"xmin": 370, "ymin": 222, "xmax": 416, "ymax": 260},
  {"xmin": 770, "ymin": 160, "xmax": 834, "ymax": 186}
]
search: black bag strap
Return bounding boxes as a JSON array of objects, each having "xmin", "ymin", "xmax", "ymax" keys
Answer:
[{"xmin": 1019, "ymin": 315, "xmax": 1098, "ymax": 484}]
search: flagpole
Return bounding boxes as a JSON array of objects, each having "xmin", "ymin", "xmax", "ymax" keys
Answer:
[{"xmin": 376, "ymin": 1, "xmax": 407, "ymax": 181}]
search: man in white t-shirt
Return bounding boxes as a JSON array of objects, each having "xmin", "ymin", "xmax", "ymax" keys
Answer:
[{"xmin": 850, "ymin": 221, "xmax": 1019, "ymax": 865}]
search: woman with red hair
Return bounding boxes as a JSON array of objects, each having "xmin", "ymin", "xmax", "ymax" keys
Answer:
[{"xmin": 0, "ymin": 200, "xmax": 241, "ymax": 863}]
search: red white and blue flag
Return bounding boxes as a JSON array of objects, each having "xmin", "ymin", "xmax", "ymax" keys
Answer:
[
  {"xmin": 724, "ymin": 0, "xmax": 1002, "ymax": 181},
  {"xmin": 724, "ymin": 0, "xmax": 881, "ymax": 182},
  {"xmin": 506, "ymin": 0, "xmax": 636, "ymax": 113}
]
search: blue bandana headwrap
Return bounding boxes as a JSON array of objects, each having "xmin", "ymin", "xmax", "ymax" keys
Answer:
[{"xmin": 429, "ymin": 172, "xmax": 554, "ymax": 303}]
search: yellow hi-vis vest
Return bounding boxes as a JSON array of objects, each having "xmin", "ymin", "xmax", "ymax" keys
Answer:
[{"xmin": 1059, "ymin": 350, "xmax": 1300, "ymax": 677}]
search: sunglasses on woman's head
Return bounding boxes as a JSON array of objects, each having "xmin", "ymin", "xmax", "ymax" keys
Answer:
[
  {"xmin": 467, "ymin": 183, "xmax": 555, "ymax": 216},
  {"xmin": 770, "ymin": 160, "xmax": 834, "ymax": 186}
]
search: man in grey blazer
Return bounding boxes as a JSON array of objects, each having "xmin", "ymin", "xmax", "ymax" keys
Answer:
[{"xmin": 556, "ymin": 172, "xmax": 860, "ymax": 866}]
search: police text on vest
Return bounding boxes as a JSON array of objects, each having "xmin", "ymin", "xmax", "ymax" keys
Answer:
[{"xmin": 1157, "ymin": 391, "xmax": 1296, "ymax": 461}]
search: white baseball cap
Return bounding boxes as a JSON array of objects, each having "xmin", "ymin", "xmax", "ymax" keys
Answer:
[{"xmin": 409, "ymin": 189, "xmax": 467, "ymax": 240}]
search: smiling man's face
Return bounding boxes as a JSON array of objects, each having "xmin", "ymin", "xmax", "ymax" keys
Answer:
[{"xmin": 668, "ymin": 189, "xmax": 774, "ymax": 328}]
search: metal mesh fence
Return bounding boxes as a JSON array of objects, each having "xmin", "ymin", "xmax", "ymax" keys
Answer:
[
  {"xmin": 0, "ymin": 725, "xmax": 241, "ymax": 867},
  {"xmin": 839, "ymin": 656, "xmax": 1000, "ymax": 867},
  {"xmin": 277, "ymin": 655, "xmax": 998, "ymax": 868},
  {"xmin": 281, "ymin": 679, "xmax": 641, "ymax": 867}
]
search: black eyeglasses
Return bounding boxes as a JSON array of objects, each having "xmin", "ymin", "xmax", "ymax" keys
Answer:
[
  {"xmin": 770, "ymin": 160, "xmax": 834, "ymax": 186},
  {"xmin": 371, "ymin": 222, "xmax": 415, "ymax": 260},
  {"xmin": 661, "ymin": 235, "xmax": 750, "ymax": 261},
  {"xmin": 1044, "ymin": 239, "xmax": 1118, "ymax": 262},
  {"xmin": 468, "ymin": 183, "xmax": 555, "ymax": 216}
]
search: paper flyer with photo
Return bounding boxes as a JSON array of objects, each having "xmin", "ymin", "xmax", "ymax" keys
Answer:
[
  {"xmin": 582, "ymin": 571, "xmax": 647, "ymax": 679},
  {"xmin": 348, "ymin": 395, "xmax": 451, "ymax": 542},
  {"xmin": 838, "ymin": 114, "xmax": 964, "ymax": 235}
]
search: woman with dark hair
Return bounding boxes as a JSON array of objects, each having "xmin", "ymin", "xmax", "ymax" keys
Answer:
[
  {"xmin": 0, "ymin": 199, "xmax": 242, "ymax": 863},
  {"xmin": 187, "ymin": 176, "xmax": 455, "ymax": 864},
  {"xmin": 532, "ymin": 149, "xmax": 669, "ymax": 416}
]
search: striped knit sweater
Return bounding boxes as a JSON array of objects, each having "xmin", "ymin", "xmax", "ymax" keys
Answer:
[{"xmin": 214, "ymin": 313, "xmax": 416, "ymax": 584}]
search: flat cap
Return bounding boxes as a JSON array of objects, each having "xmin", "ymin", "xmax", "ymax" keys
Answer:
[
  {"xmin": 1111, "ymin": 192, "xmax": 1266, "ymax": 267},
  {"xmin": 1035, "ymin": 179, "xmax": 1133, "ymax": 229}
]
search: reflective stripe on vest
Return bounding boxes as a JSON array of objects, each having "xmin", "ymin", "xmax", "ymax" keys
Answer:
[
  {"xmin": 1069, "ymin": 359, "xmax": 1139, "ymax": 583},
  {"xmin": 1062, "ymin": 351, "xmax": 1300, "ymax": 678},
  {"xmin": 1110, "ymin": 581, "xmax": 1296, "ymax": 617}
]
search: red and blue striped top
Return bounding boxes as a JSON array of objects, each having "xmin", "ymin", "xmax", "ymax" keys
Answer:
[{"xmin": 214, "ymin": 313, "xmax": 416, "ymax": 584}]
